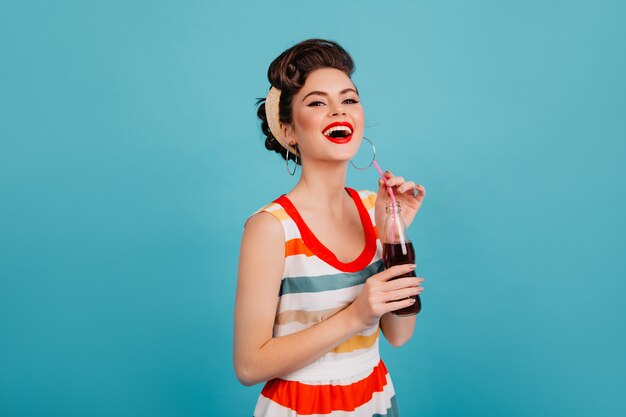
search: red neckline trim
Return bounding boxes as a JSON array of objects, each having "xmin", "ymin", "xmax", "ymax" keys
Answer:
[{"xmin": 275, "ymin": 188, "xmax": 377, "ymax": 273}]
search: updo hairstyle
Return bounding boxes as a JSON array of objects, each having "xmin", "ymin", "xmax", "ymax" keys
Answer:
[{"xmin": 256, "ymin": 39, "xmax": 355, "ymax": 165}]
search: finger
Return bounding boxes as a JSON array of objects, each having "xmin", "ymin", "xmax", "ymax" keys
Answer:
[
  {"xmin": 382, "ymin": 276, "xmax": 421, "ymax": 291},
  {"xmin": 374, "ymin": 264, "xmax": 416, "ymax": 282},
  {"xmin": 397, "ymin": 181, "xmax": 416, "ymax": 194},
  {"xmin": 380, "ymin": 171, "xmax": 394, "ymax": 188},
  {"xmin": 383, "ymin": 286, "xmax": 421, "ymax": 303},
  {"xmin": 385, "ymin": 297, "xmax": 417, "ymax": 313},
  {"xmin": 377, "ymin": 178, "xmax": 388, "ymax": 201},
  {"xmin": 415, "ymin": 184, "xmax": 426, "ymax": 201},
  {"xmin": 415, "ymin": 184, "xmax": 426, "ymax": 206},
  {"xmin": 385, "ymin": 176, "xmax": 406, "ymax": 188}
]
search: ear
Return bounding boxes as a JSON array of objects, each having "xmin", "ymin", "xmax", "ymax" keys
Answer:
[{"xmin": 281, "ymin": 123, "xmax": 297, "ymax": 145}]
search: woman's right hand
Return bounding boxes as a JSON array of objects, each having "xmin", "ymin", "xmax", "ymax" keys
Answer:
[{"xmin": 348, "ymin": 264, "xmax": 424, "ymax": 330}]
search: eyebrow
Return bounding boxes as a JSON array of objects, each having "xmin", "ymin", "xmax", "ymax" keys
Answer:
[{"xmin": 302, "ymin": 87, "xmax": 360, "ymax": 102}]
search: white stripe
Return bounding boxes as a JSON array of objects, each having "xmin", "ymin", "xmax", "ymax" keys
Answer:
[
  {"xmin": 284, "ymin": 253, "xmax": 383, "ymax": 278},
  {"xmin": 285, "ymin": 356, "xmax": 378, "ymax": 385},
  {"xmin": 280, "ymin": 344, "xmax": 380, "ymax": 382},
  {"xmin": 274, "ymin": 320, "xmax": 379, "ymax": 338},
  {"xmin": 281, "ymin": 218, "xmax": 301, "ymax": 241},
  {"xmin": 277, "ymin": 285, "xmax": 363, "ymax": 314},
  {"xmin": 284, "ymin": 254, "xmax": 342, "ymax": 277},
  {"xmin": 375, "ymin": 239, "xmax": 383, "ymax": 255},
  {"xmin": 273, "ymin": 320, "xmax": 320, "ymax": 335},
  {"xmin": 299, "ymin": 342, "xmax": 380, "ymax": 377}
]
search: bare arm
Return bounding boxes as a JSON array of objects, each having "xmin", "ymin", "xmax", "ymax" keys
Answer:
[
  {"xmin": 233, "ymin": 212, "xmax": 418, "ymax": 386},
  {"xmin": 233, "ymin": 212, "xmax": 362, "ymax": 386},
  {"xmin": 380, "ymin": 305, "xmax": 418, "ymax": 347},
  {"xmin": 378, "ymin": 275, "xmax": 425, "ymax": 347},
  {"xmin": 379, "ymin": 276, "xmax": 424, "ymax": 346}
]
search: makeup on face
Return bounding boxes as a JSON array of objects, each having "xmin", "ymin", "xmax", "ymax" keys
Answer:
[
  {"xmin": 291, "ymin": 68, "xmax": 364, "ymax": 158},
  {"xmin": 322, "ymin": 121, "xmax": 353, "ymax": 144}
]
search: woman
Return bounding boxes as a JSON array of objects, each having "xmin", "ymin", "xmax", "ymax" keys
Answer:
[{"xmin": 234, "ymin": 39, "xmax": 427, "ymax": 416}]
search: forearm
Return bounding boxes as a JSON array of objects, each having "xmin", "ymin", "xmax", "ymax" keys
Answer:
[
  {"xmin": 236, "ymin": 304, "xmax": 365, "ymax": 386},
  {"xmin": 380, "ymin": 312, "xmax": 416, "ymax": 347}
]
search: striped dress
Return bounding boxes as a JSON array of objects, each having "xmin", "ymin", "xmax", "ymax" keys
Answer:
[{"xmin": 251, "ymin": 187, "xmax": 400, "ymax": 417}]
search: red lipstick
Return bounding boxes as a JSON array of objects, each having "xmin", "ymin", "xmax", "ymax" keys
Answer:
[{"xmin": 322, "ymin": 122, "xmax": 354, "ymax": 144}]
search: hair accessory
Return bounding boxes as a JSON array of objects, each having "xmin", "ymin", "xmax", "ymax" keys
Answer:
[{"xmin": 265, "ymin": 86, "xmax": 297, "ymax": 154}]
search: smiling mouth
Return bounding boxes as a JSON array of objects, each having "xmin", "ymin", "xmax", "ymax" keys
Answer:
[{"xmin": 322, "ymin": 123, "xmax": 354, "ymax": 143}]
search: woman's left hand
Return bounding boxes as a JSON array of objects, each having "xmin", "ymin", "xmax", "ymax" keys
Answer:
[{"xmin": 375, "ymin": 171, "xmax": 426, "ymax": 229}]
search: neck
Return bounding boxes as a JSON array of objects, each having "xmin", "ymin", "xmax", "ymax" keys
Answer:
[{"xmin": 290, "ymin": 159, "xmax": 350, "ymax": 213}]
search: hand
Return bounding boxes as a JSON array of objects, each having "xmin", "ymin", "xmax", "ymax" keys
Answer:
[
  {"xmin": 347, "ymin": 264, "xmax": 425, "ymax": 331},
  {"xmin": 375, "ymin": 170, "xmax": 426, "ymax": 229}
]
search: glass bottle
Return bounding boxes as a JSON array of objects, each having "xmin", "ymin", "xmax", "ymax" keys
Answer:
[{"xmin": 381, "ymin": 201, "xmax": 422, "ymax": 316}]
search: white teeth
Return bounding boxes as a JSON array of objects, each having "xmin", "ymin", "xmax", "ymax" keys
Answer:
[{"xmin": 323, "ymin": 126, "xmax": 353, "ymax": 136}]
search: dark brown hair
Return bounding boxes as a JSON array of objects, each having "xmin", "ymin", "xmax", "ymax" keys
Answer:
[{"xmin": 256, "ymin": 39, "xmax": 356, "ymax": 164}]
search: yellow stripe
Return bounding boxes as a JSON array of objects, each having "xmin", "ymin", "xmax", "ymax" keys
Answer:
[
  {"xmin": 268, "ymin": 207, "xmax": 289, "ymax": 221},
  {"xmin": 362, "ymin": 193, "xmax": 377, "ymax": 210},
  {"xmin": 259, "ymin": 205, "xmax": 289, "ymax": 221},
  {"xmin": 331, "ymin": 327, "xmax": 379, "ymax": 354}
]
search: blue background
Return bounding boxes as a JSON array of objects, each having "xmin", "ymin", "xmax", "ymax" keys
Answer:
[{"xmin": 1, "ymin": 1, "xmax": 625, "ymax": 416}]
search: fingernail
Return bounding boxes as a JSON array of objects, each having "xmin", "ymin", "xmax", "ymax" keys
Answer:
[{"xmin": 409, "ymin": 264, "xmax": 416, "ymax": 270}]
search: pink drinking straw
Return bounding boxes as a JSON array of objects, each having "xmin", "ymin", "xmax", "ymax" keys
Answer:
[{"xmin": 372, "ymin": 160, "xmax": 408, "ymax": 255}]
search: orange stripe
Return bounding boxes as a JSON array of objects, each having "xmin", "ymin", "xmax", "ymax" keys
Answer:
[
  {"xmin": 284, "ymin": 238, "xmax": 314, "ymax": 257},
  {"xmin": 261, "ymin": 359, "xmax": 390, "ymax": 414}
]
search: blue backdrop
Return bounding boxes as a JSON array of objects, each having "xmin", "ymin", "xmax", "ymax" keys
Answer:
[{"xmin": 1, "ymin": 1, "xmax": 624, "ymax": 416}]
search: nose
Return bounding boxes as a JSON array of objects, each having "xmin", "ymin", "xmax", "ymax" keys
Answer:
[{"xmin": 330, "ymin": 102, "xmax": 346, "ymax": 117}]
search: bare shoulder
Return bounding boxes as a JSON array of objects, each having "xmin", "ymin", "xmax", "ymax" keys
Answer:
[
  {"xmin": 242, "ymin": 210, "xmax": 284, "ymax": 245},
  {"xmin": 234, "ymin": 210, "xmax": 286, "ymax": 382},
  {"xmin": 238, "ymin": 210, "xmax": 285, "ymax": 285}
]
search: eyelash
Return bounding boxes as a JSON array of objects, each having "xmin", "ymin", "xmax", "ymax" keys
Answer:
[{"xmin": 308, "ymin": 99, "xmax": 360, "ymax": 107}]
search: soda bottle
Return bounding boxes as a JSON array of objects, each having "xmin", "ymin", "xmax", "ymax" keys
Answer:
[{"xmin": 381, "ymin": 201, "xmax": 422, "ymax": 316}]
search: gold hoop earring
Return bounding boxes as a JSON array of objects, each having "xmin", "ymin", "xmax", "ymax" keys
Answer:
[
  {"xmin": 285, "ymin": 144, "xmax": 298, "ymax": 176},
  {"xmin": 350, "ymin": 137, "xmax": 376, "ymax": 170}
]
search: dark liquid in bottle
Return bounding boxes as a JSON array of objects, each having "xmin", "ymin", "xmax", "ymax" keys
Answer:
[{"xmin": 382, "ymin": 241, "xmax": 422, "ymax": 316}]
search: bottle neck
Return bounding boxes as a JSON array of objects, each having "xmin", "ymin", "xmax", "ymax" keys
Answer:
[
  {"xmin": 385, "ymin": 202, "xmax": 402, "ymax": 214},
  {"xmin": 383, "ymin": 201, "xmax": 410, "ymax": 244}
]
